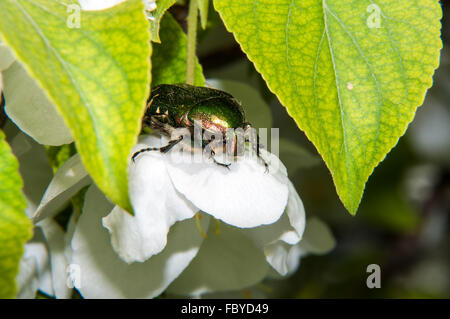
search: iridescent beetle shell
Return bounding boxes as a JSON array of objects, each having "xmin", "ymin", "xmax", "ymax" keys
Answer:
[
  {"xmin": 143, "ymin": 84, "xmax": 246, "ymax": 134},
  {"xmin": 134, "ymin": 83, "xmax": 266, "ymax": 170}
]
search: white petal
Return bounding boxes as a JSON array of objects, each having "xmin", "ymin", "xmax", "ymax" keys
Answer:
[
  {"xmin": 167, "ymin": 222, "xmax": 269, "ymax": 296},
  {"xmin": 284, "ymin": 182, "xmax": 306, "ymax": 242},
  {"xmin": 16, "ymin": 256, "xmax": 39, "ymax": 299},
  {"xmin": 3, "ymin": 62, "xmax": 73, "ymax": 146},
  {"xmin": 70, "ymin": 185, "xmax": 208, "ymax": 298},
  {"xmin": 103, "ymin": 136, "xmax": 198, "ymax": 263},
  {"xmin": 17, "ymin": 228, "xmax": 53, "ymax": 298},
  {"xmin": 64, "ymin": 211, "xmax": 78, "ymax": 264},
  {"xmin": 38, "ymin": 219, "xmax": 72, "ymax": 299},
  {"xmin": 285, "ymin": 244, "xmax": 306, "ymax": 276},
  {"xmin": 78, "ymin": 0, "xmax": 126, "ymax": 10},
  {"xmin": 32, "ymin": 154, "xmax": 90, "ymax": 223},
  {"xmin": 22, "ymin": 230, "xmax": 53, "ymax": 296},
  {"xmin": 244, "ymin": 182, "xmax": 306, "ymax": 275},
  {"xmin": 276, "ymin": 217, "xmax": 336, "ymax": 277},
  {"xmin": 246, "ymin": 181, "xmax": 305, "ymax": 245},
  {"xmin": 166, "ymin": 150, "xmax": 289, "ymax": 228},
  {"xmin": 264, "ymin": 242, "xmax": 291, "ymax": 276},
  {"xmin": 244, "ymin": 213, "xmax": 299, "ymax": 250},
  {"xmin": 298, "ymin": 217, "xmax": 336, "ymax": 255},
  {"xmin": 0, "ymin": 42, "xmax": 15, "ymax": 71}
]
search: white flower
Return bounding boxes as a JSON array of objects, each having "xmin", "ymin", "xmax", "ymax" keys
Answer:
[
  {"xmin": 69, "ymin": 185, "xmax": 208, "ymax": 298},
  {"xmin": 17, "ymin": 230, "xmax": 52, "ymax": 299},
  {"xmin": 67, "ymin": 134, "xmax": 335, "ymax": 298},
  {"xmin": 167, "ymin": 217, "xmax": 335, "ymax": 297},
  {"xmin": 103, "ymin": 135, "xmax": 290, "ymax": 263},
  {"xmin": 9, "ymin": 104, "xmax": 333, "ymax": 298},
  {"xmin": 17, "ymin": 221, "xmax": 72, "ymax": 299}
]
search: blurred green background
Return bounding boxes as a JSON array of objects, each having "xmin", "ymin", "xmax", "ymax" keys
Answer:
[{"xmin": 169, "ymin": 0, "xmax": 450, "ymax": 298}]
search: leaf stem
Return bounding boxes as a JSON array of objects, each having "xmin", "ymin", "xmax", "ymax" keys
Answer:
[{"xmin": 186, "ymin": 0, "xmax": 198, "ymax": 85}]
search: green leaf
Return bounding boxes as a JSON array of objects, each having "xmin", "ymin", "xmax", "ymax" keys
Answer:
[
  {"xmin": 45, "ymin": 143, "xmax": 77, "ymax": 173},
  {"xmin": 152, "ymin": 13, "xmax": 205, "ymax": 87},
  {"xmin": 0, "ymin": 130, "xmax": 32, "ymax": 298},
  {"xmin": 0, "ymin": 0, "xmax": 151, "ymax": 212},
  {"xmin": 214, "ymin": 0, "xmax": 442, "ymax": 214},
  {"xmin": 197, "ymin": 0, "xmax": 210, "ymax": 29},
  {"xmin": 149, "ymin": 0, "xmax": 176, "ymax": 43}
]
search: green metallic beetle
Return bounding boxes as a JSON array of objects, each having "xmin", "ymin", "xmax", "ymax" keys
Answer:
[{"xmin": 132, "ymin": 84, "xmax": 266, "ymax": 169}]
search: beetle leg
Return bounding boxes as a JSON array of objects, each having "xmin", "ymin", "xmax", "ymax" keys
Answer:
[
  {"xmin": 243, "ymin": 124, "xmax": 269, "ymax": 173},
  {"xmin": 150, "ymin": 115, "xmax": 173, "ymax": 133},
  {"xmin": 259, "ymin": 151, "xmax": 270, "ymax": 174},
  {"xmin": 209, "ymin": 149, "xmax": 231, "ymax": 170},
  {"xmin": 132, "ymin": 136, "xmax": 183, "ymax": 162},
  {"xmin": 245, "ymin": 134, "xmax": 269, "ymax": 173},
  {"xmin": 256, "ymin": 135, "xmax": 269, "ymax": 174}
]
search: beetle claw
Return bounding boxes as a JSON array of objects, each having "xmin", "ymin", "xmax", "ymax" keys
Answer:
[
  {"xmin": 131, "ymin": 148, "xmax": 152, "ymax": 162},
  {"xmin": 216, "ymin": 161, "xmax": 232, "ymax": 170},
  {"xmin": 131, "ymin": 136, "xmax": 183, "ymax": 163},
  {"xmin": 209, "ymin": 149, "xmax": 231, "ymax": 170}
]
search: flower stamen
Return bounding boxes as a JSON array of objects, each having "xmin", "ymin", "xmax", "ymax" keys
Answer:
[
  {"xmin": 215, "ymin": 219, "xmax": 221, "ymax": 235},
  {"xmin": 194, "ymin": 212, "xmax": 207, "ymax": 239}
]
